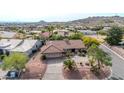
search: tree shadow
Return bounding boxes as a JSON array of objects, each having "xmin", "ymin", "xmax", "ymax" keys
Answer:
[{"xmin": 63, "ymin": 69, "xmax": 82, "ymax": 80}]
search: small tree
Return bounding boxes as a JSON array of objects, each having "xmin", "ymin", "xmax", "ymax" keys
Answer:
[
  {"xmin": 97, "ymin": 30, "xmax": 107, "ymax": 36},
  {"xmin": 105, "ymin": 26, "xmax": 123, "ymax": 45},
  {"xmin": 46, "ymin": 25, "xmax": 55, "ymax": 35},
  {"xmin": 50, "ymin": 34, "xmax": 63, "ymax": 40},
  {"xmin": 2, "ymin": 53, "xmax": 29, "ymax": 71},
  {"xmin": 69, "ymin": 32, "xmax": 83, "ymax": 40},
  {"xmin": 82, "ymin": 36, "xmax": 100, "ymax": 48}
]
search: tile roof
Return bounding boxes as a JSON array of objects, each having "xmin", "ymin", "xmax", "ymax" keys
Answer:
[
  {"xmin": 0, "ymin": 31, "xmax": 16, "ymax": 38},
  {"xmin": 41, "ymin": 40, "xmax": 85, "ymax": 54},
  {"xmin": 0, "ymin": 39, "xmax": 39, "ymax": 52},
  {"xmin": 40, "ymin": 32, "xmax": 51, "ymax": 38}
]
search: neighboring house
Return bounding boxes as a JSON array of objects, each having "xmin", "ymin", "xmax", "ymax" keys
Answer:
[
  {"xmin": 102, "ymin": 27, "xmax": 111, "ymax": 31},
  {"xmin": 41, "ymin": 40, "xmax": 85, "ymax": 58},
  {"xmin": 29, "ymin": 30, "xmax": 41, "ymax": 34},
  {"xmin": 55, "ymin": 29, "xmax": 69, "ymax": 37},
  {"xmin": 79, "ymin": 30, "xmax": 97, "ymax": 35},
  {"xmin": 0, "ymin": 31, "xmax": 17, "ymax": 39},
  {"xmin": 40, "ymin": 32, "xmax": 52, "ymax": 39},
  {"xmin": 0, "ymin": 39, "xmax": 42, "ymax": 56}
]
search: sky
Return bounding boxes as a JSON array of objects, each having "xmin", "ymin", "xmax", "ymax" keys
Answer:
[{"xmin": 0, "ymin": 0, "xmax": 124, "ymax": 22}]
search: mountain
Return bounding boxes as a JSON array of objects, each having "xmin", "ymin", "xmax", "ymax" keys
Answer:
[
  {"xmin": 1, "ymin": 16, "xmax": 124, "ymax": 27},
  {"xmin": 66, "ymin": 16, "xmax": 124, "ymax": 27}
]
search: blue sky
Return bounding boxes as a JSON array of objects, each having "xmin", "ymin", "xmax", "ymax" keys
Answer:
[{"xmin": 0, "ymin": 0, "xmax": 124, "ymax": 22}]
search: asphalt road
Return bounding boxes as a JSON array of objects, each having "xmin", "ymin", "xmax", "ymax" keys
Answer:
[{"xmin": 100, "ymin": 45, "xmax": 124, "ymax": 80}]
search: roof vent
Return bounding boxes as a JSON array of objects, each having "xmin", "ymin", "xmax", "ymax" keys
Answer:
[{"xmin": 64, "ymin": 39, "xmax": 70, "ymax": 44}]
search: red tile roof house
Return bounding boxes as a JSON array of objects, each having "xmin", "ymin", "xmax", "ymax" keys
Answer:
[
  {"xmin": 40, "ymin": 32, "xmax": 52, "ymax": 39},
  {"xmin": 40, "ymin": 40, "xmax": 86, "ymax": 58},
  {"xmin": 55, "ymin": 30, "xmax": 70, "ymax": 37}
]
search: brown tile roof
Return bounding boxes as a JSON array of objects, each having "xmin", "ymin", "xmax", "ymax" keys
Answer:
[
  {"xmin": 41, "ymin": 44, "xmax": 63, "ymax": 53},
  {"xmin": 40, "ymin": 32, "xmax": 52, "ymax": 38},
  {"xmin": 41, "ymin": 40, "xmax": 85, "ymax": 54}
]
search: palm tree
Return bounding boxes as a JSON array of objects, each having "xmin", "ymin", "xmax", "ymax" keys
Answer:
[
  {"xmin": 96, "ymin": 48, "xmax": 112, "ymax": 69},
  {"xmin": 87, "ymin": 44, "xmax": 97, "ymax": 66},
  {"xmin": 87, "ymin": 44, "xmax": 112, "ymax": 70},
  {"xmin": 64, "ymin": 59, "xmax": 76, "ymax": 70}
]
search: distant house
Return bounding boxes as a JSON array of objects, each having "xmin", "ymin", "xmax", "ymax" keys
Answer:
[
  {"xmin": 55, "ymin": 29, "xmax": 69, "ymax": 37},
  {"xmin": 0, "ymin": 39, "xmax": 42, "ymax": 56},
  {"xmin": 29, "ymin": 30, "xmax": 41, "ymax": 34},
  {"xmin": 40, "ymin": 32, "xmax": 52, "ymax": 39},
  {"xmin": 79, "ymin": 30, "xmax": 97, "ymax": 35},
  {"xmin": 102, "ymin": 27, "xmax": 111, "ymax": 31},
  {"xmin": 0, "ymin": 31, "xmax": 17, "ymax": 39},
  {"xmin": 41, "ymin": 40, "xmax": 85, "ymax": 58}
]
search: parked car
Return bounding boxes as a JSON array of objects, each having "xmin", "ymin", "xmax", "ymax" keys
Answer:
[{"xmin": 5, "ymin": 70, "xmax": 22, "ymax": 80}]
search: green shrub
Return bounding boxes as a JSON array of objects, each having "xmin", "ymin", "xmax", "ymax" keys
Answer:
[
  {"xmin": 64, "ymin": 59, "xmax": 76, "ymax": 70},
  {"xmin": 41, "ymin": 55, "xmax": 46, "ymax": 60}
]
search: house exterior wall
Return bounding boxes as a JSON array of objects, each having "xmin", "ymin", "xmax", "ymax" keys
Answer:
[
  {"xmin": 43, "ymin": 48, "xmax": 86, "ymax": 59},
  {"xmin": 44, "ymin": 53, "xmax": 63, "ymax": 58},
  {"xmin": 26, "ymin": 41, "xmax": 42, "ymax": 56}
]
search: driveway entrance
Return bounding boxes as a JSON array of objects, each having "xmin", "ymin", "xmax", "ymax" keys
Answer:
[{"xmin": 42, "ymin": 58, "xmax": 64, "ymax": 80}]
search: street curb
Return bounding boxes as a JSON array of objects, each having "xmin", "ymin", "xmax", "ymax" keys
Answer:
[
  {"xmin": 105, "ymin": 68, "xmax": 112, "ymax": 80},
  {"xmin": 101, "ymin": 44, "xmax": 124, "ymax": 61}
]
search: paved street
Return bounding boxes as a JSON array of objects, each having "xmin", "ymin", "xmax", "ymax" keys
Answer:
[{"xmin": 100, "ymin": 44, "xmax": 124, "ymax": 80}]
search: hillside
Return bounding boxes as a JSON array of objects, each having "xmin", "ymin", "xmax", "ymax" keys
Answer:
[
  {"xmin": 1, "ymin": 16, "xmax": 124, "ymax": 27},
  {"xmin": 67, "ymin": 16, "xmax": 124, "ymax": 27}
]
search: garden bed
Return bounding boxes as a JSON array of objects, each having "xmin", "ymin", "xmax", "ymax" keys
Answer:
[{"xmin": 63, "ymin": 64, "xmax": 111, "ymax": 80}]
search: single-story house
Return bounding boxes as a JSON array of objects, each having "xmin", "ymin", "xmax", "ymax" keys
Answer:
[
  {"xmin": 0, "ymin": 39, "xmax": 42, "ymax": 56},
  {"xmin": 79, "ymin": 30, "xmax": 97, "ymax": 35},
  {"xmin": 29, "ymin": 30, "xmax": 41, "ymax": 34},
  {"xmin": 102, "ymin": 27, "xmax": 111, "ymax": 31},
  {"xmin": 40, "ymin": 32, "xmax": 52, "ymax": 39},
  {"xmin": 41, "ymin": 40, "xmax": 85, "ymax": 58},
  {"xmin": 54, "ymin": 29, "xmax": 70, "ymax": 37},
  {"xmin": 0, "ymin": 31, "xmax": 17, "ymax": 39}
]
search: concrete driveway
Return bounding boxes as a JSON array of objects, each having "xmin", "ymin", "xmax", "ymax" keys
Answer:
[{"xmin": 42, "ymin": 58, "xmax": 65, "ymax": 80}]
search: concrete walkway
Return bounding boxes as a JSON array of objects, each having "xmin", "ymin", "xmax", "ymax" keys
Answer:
[{"xmin": 42, "ymin": 58, "xmax": 64, "ymax": 80}]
